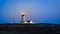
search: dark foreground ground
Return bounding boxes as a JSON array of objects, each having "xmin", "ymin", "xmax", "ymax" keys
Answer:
[{"xmin": 0, "ymin": 23, "xmax": 60, "ymax": 34}]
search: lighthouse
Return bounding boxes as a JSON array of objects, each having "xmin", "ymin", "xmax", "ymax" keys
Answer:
[
  {"xmin": 20, "ymin": 10, "xmax": 34, "ymax": 24},
  {"xmin": 20, "ymin": 11, "xmax": 26, "ymax": 24}
]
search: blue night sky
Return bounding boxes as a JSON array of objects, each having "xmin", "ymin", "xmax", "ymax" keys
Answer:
[{"xmin": 0, "ymin": 0, "xmax": 60, "ymax": 24}]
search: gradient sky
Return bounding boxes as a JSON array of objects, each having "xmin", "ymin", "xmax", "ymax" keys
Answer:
[{"xmin": 0, "ymin": 0, "xmax": 60, "ymax": 24}]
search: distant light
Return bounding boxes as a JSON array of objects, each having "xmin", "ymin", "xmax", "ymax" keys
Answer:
[
  {"xmin": 22, "ymin": 12, "xmax": 24, "ymax": 14},
  {"xmin": 30, "ymin": 21, "xmax": 33, "ymax": 23},
  {"xmin": 24, "ymin": 21, "xmax": 27, "ymax": 23}
]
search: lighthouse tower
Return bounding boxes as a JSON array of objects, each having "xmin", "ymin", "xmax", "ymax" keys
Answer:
[
  {"xmin": 20, "ymin": 10, "xmax": 34, "ymax": 24},
  {"xmin": 20, "ymin": 11, "xmax": 26, "ymax": 24}
]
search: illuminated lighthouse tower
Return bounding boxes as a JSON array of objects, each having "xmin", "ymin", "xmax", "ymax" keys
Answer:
[
  {"xmin": 20, "ymin": 11, "xmax": 26, "ymax": 24},
  {"xmin": 20, "ymin": 10, "xmax": 34, "ymax": 24}
]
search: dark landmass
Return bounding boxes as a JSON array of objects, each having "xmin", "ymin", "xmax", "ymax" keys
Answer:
[{"xmin": 0, "ymin": 23, "xmax": 60, "ymax": 34}]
